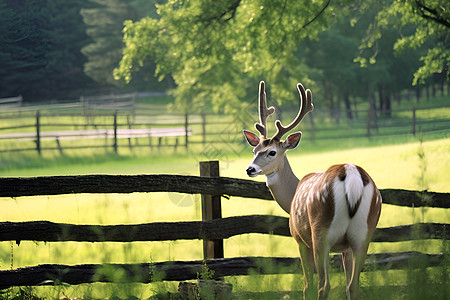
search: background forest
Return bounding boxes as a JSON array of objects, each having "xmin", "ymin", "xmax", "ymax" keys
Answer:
[
  {"xmin": 0, "ymin": 0, "xmax": 448, "ymax": 113},
  {"xmin": 0, "ymin": 1, "xmax": 449, "ymax": 299},
  {"xmin": 0, "ymin": 0, "xmax": 172, "ymax": 101}
]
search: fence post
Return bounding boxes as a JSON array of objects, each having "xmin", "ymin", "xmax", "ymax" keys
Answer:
[
  {"xmin": 56, "ymin": 137, "xmax": 63, "ymax": 155},
  {"xmin": 36, "ymin": 111, "xmax": 41, "ymax": 155},
  {"xmin": 185, "ymin": 112, "xmax": 189, "ymax": 150},
  {"xmin": 412, "ymin": 108, "xmax": 416, "ymax": 136},
  {"xmin": 199, "ymin": 161, "xmax": 224, "ymax": 260},
  {"xmin": 113, "ymin": 111, "xmax": 118, "ymax": 154},
  {"xmin": 201, "ymin": 110, "xmax": 206, "ymax": 145},
  {"xmin": 127, "ymin": 114, "xmax": 133, "ymax": 150}
]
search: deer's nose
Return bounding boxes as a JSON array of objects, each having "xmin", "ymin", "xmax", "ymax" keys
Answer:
[{"xmin": 246, "ymin": 167, "xmax": 256, "ymax": 176}]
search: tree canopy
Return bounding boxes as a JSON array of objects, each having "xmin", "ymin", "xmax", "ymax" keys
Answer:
[
  {"xmin": 115, "ymin": 0, "xmax": 341, "ymax": 112},
  {"xmin": 358, "ymin": 0, "xmax": 449, "ymax": 86},
  {"xmin": 80, "ymin": 0, "xmax": 137, "ymax": 86},
  {"xmin": 115, "ymin": 0, "xmax": 448, "ymax": 113},
  {"xmin": 0, "ymin": 0, "xmax": 95, "ymax": 100},
  {"xmin": 1, "ymin": 0, "xmax": 447, "ymax": 104}
]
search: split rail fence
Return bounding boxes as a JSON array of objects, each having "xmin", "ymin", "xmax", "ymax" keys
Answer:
[
  {"xmin": 0, "ymin": 103, "xmax": 449, "ymax": 155},
  {"xmin": 0, "ymin": 161, "xmax": 449, "ymax": 290}
]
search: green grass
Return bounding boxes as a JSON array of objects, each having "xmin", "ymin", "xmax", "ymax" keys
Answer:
[
  {"xmin": 0, "ymin": 93, "xmax": 449, "ymax": 299},
  {"xmin": 0, "ymin": 137, "xmax": 449, "ymax": 299},
  {"xmin": 0, "ymin": 93, "xmax": 449, "ymax": 172}
]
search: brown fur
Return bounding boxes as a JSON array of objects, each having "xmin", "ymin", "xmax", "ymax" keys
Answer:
[
  {"xmin": 245, "ymin": 82, "xmax": 382, "ymax": 300},
  {"xmin": 288, "ymin": 164, "xmax": 381, "ymax": 299}
]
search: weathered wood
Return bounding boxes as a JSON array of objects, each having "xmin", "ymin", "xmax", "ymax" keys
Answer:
[
  {"xmin": 372, "ymin": 222, "xmax": 448, "ymax": 242},
  {"xmin": 0, "ymin": 175, "xmax": 273, "ymax": 199},
  {"xmin": 379, "ymin": 189, "xmax": 449, "ymax": 208},
  {"xmin": 0, "ymin": 175, "xmax": 448, "ymax": 208},
  {"xmin": 200, "ymin": 161, "xmax": 224, "ymax": 259},
  {"xmin": 0, "ymin": 252, "xmax": 444, "ymax": 289},
  {"xmin": 0, "ymin": 215, "xmax": 289, "ymax": 242},
  {"xmin": 0, "ymin": 217, "xmax": 446, "ymax": 243}
]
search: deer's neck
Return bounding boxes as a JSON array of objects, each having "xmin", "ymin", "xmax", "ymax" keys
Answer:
[{"xmin": 265, "ymin": 156, "xmax": 299, "ymax": 214}]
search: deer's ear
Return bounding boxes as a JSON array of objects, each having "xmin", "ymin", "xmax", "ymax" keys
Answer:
[
  {"xmin": 283, "ymin": 132, "xmax": 302, "ymax": 149},
  {"xmin": 243, "ymin": 130, "xmax": 260, "ymax": 147}
]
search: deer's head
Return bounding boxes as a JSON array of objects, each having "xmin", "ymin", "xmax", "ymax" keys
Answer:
[{"xmin": 243, "ymin": 81, "xmax": 313, "ymax": 177}]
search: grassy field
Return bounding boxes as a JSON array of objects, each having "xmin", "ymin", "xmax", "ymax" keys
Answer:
[
  {"xmin": 0, "ymin": 93, "xmax": 449, "ymax": 171},
  {"xmin": 1, "ymin": 136, "xmax": 449, "ymax": 299},
  {"xmin": 0, "ymin": 93, "xmax": 449, "ymax": 299}
]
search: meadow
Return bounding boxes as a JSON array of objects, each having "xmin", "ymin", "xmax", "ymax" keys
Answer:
[{"xmin": 0, "ymin": 94, "xmax": 449, "ymax": 299}]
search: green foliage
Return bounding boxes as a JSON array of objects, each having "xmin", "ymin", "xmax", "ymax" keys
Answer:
[
  {"xmin": 80, "ymin": 0, "xmax": 137, "ymax": 86},
  {"xmin": 115, "ymin": 0, "xmax": 342, "ymax": 112},
  {"xmin": 80, "ymin": 0, "xmax": 171, "ymax": 91},
  {"xmin": 197, "ymin": 261, "xmax": 215, "ymax": 281},
  {"xmin": 359, "ymin": 0, "xmax": 450, "ymax": 85},
  {"xmin": 0, "ymin": 0, "xmax": 95, "ymax": 100},
  {"xmin": 0, "ymin": 287, "xmax": 40, "ymax": 300}
]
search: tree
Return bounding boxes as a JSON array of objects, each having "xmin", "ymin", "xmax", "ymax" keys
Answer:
[
  {"xmin": 303, "ymin": 19, "xmax": 364, "ymax": 121},
  {"xmin": 358, "ymin": 0, "xmax": 449, "ymax": 85},
  {"xmin": 115, "ymin": 0, "xmax": 342, "ymax": 112},
  {"xmin": 0, "ymin": 0, "xmax": 96, "ymax": 101},
  {"xmin": 80, "ymin": 0, "xmax": 137, "ymax": 87}
]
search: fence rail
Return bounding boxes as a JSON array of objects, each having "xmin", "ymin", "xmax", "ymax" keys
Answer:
[
  {"xmin": 1, "ymin": 175, "xmax": 449, "ymax": 207},
  {"xmin": 0, "ymin": 163, "xmax": 448, "ymax": 291},
  {"xmin": 0, "ymin": 103, "xmax": 449, "ymax": 154},
  {"xmin": 0, "ymin": 252, "xmax": 444, "ymax": 290},
  {"xmin": 0, "ymin": 218, "xmax": 446, "ymax": 244},
  {"xmin": 0, "ymin": 95, "xmax": 22, "ymax": 108}
]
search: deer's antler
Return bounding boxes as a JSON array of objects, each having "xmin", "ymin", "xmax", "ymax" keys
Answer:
[
  {"xmin": 272, "ymin": 83, "xmax": 313, "ymax": 140},
  {"xmin": 255, "ymin": 81, "xmax": 275, "ymax": 138}
]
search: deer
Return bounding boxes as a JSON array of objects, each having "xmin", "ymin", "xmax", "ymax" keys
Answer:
[{"xmin": 243, "ymin": 81, "xmax": 382, "ymax": 300}]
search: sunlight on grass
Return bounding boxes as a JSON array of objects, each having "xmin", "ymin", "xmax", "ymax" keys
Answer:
[{"xmin": 0, "ymin": 135, "xmax": 448, "ymax": 298}]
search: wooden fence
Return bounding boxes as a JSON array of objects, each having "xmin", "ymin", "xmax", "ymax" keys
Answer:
[
  {"xmin": 0, "ymin": 161, "xmax": 448, "ymax": 291},
  {"xmin": 0, "ymin": 111, "xmax": 192, "ymax": 154},
  {"xmin": 0, "ymin": 95, "xmax": 22, "ymax": 108},
  {"xmin": 80, "ymin": 92, "xmax": 137, "ymax": 114},
  {"xmin": 0, "ymin": 101, "xmax": 449, "ymax": 155}
]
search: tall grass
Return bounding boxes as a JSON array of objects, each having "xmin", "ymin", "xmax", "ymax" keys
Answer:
[
  {"xmin": 0, "ymin": 94, "xmax": 449, "ymax": 298},
  {"xmin": 0, "ymin": 137, "xmax": 448, "ymax": 299}
]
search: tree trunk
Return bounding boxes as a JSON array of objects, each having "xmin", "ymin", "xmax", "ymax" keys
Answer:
[
  {"xmin": 416, "ymin": 86, "xmax": 421, "ymax": 103},
  {"xmin": 344, "ymin": 93, "xmax": 352, "ymax": 120},
  {"xmin": 334, "ymin": 96, "xmax": 341, "ymax": 124},
  {"xmin": 328, "ymin": 94, "xmax": 335, "ymax": 120},
  {"xmin": 353, "ymin": 97, "xmax": 359, "ymax": 119},
  {"xmin": 378, "ymin": 85, "xmax": 384, "ymax": 115},
  {"xmin": 395, "ymin": 92, "xmax": 401, "ymax": 105},
  {"xmin": 385, "ymin": 93, "xmax": 391, "ymax": 117},
  {"xmin": 369, "ymin": 93, "xmax": 378, "ymax": 132}
]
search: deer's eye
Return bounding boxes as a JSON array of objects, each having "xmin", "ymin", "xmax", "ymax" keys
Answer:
[{"xmin": 268, "ymin": 151, "xmax": 276, "ymax": 157}]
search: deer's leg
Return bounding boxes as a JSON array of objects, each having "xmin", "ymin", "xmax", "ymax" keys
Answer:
[
  {"xmin": 298, "ymin": 242, "xmax": 315, "ymax": 300},
  {"xmin": 313, "ymin": 238, "xmax": 331, "ymax": 300},
  {"xmin": 346, "ymin": 243, "xmax": 369, "ymax": 300},
  {"xmin": 342, "ymin": 250, "xmax": 353, "ymax": 287}
]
